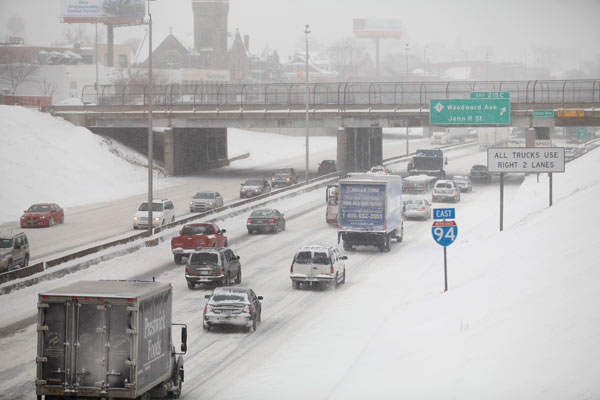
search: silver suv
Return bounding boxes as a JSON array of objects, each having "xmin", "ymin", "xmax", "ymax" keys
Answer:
[
  {"xmin": 432, "ymin": 180, "xmax": 461, "ymax": 203},
  {"xmin": 185, "ymin": 247, "xmax": 242, "ymax": 289},
  {"xmin": 0, "ymin": 232, "xmax": 30, "ymax": 272},
  {"xmin": 290, "ymin": 245, "xmax": 347, "ymax": 290}
]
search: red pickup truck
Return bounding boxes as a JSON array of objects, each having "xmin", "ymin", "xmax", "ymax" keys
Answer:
[{"xmin": 171, "ymin": 223, "xmax": 228, "ymax": 264}]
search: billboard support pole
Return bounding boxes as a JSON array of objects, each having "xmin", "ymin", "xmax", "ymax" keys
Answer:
[
  {"xmin": 147, "ymin": 3, "xmax": 153, "ymax": 234},
  {"xmin": 107, "ymin": 24, "xmax": 114, "ymax": 67},
  {"xmin": 500, "ymin": 172, "xmax": 504, "ymax": 232},
  {"xmin": 94, "ymin": 23, "xmax": 98, "ymax": 103}
]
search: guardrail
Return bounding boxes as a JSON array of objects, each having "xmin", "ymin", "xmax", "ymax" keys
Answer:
[
  {"xmin": 78, "ymin": 80, "xmax": 600, "ymax": 110},
  {"xmin": 0, "ymin": 172, "xmax": 340, "ymax": 290}
]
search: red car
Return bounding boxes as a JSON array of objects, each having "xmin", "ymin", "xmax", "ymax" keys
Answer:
[
  {"xmin": 20, "ymin": 203, "xmax": 64, "ymax": 228},
  {"xmin": 171, "ymin": 223, "xmax": 227, "ymax": 264}
]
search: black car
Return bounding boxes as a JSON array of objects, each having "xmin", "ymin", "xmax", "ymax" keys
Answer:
[
  {"xmin": 317, "ymin": 160, "xmax": 337, "ymax": 176},
  {"xmin": 271, "ymin": 168, "xmax": 298, "ymax": 187},
  {"xmin": 240, "ymin": 178, "xmax": 271, "ymax": 198},
  {"xmin": 247, "ymin": 208, "xmax": 286, "ymax": 234},
  {"xmin": 469, "ymin": 164, "xmax": 492, "ymax": 183},
  {"xmin": 203, "ymin": 287, "xmax": 263, "ymax": 332}
]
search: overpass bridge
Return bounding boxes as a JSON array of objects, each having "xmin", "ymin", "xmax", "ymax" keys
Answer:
[{"xmin": 45, "ymin": 80, "xmax": 600, "ymax": 175}]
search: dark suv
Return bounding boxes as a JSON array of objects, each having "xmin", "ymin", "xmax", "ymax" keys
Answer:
[
  {"xmin": 185, "ymin": 247, "xmax": 242, "ymax": 289},
  {"xmin": 317, "ymin": 160, "xmax": 337, "ymax": 176},
  {"xmin": 469, "ymin": 164, "xmax": 492, "ymax": 183},
  {"xmin": 240, "ymin": 179, "xmax": 272, "ymax": 198},
  {"xmin": 0, "ymin": 232, "xmax": 30, "ymax": 272},
  {"xmin": 270, "ymin": 168, "xmax": 298, "ymax": 188}
]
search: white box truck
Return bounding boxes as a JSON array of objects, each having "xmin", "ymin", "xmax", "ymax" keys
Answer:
[
  {"xmin": 337, "ymin": 174, "xmax": 404, "ymax": 252},
  {"xmin": 35, "ymin": 280, "xmax": 187, "ymax": 399}
]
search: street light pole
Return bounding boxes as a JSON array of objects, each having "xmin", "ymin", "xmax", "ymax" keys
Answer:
[
  {"xmin": 462, "ymin": 50, "xmax": 468, "ymax": 80},
  {"xmin": 147, "ymin": 0, "xmax": 154, "ymax": 234},
  {"xmin": 304, "ymin": 24, "xmax": 311, "ymax": 184},
  {"xmin": 423, "ymin": 45, "xmax": 429, "ymax": 71},
  {"xmin": 405, "ymin": 43, "xmax": 409, "ymax": 81},
  {"xmin": 95, "ymin": 23, "xmax": 98, "ymax": 102}
]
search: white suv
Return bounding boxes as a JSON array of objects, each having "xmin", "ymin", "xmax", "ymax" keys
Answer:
[
  {"xmin": 133, "ymin": 198, "xmax": 176, "ymax": 229},
  {"xmin": 432, "ymin": 180, "xmax": 461, "ymax": 203},
  {"xmin": 290, "ymin": 245, "xmax": 347, "ymax": 290}
]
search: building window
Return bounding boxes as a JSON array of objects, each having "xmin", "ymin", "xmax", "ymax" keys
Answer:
[{"xmin": 119, "ymin": 54, "xmax": 127, "ymax": 68}]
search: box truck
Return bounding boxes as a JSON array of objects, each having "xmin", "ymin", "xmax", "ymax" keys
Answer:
[
  {"xmin": 35, "ymin": 280, "xmax": 187, "ymax": 399},
  {"xmin": 337, "ymin": 174, "xmax": 404, "ymax": 252}
]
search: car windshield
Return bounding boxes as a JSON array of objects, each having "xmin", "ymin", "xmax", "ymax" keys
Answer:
[
  {"xmin": 294, "ymin": 251, "xmax": 330, "ymax": 265},
  {"xmin": 244, "ymin": 180, "xmax": 263, "ymax": 186},
  {"xmin": 250, "ymin": 209, "xmax": 273, "ymax": 217},
  {"xmin": 211, "ymin": 293, "xmax": 247, "ymax": 303},
  {"xmin": 193, "ymin": 192, "xmax": 215, "ymax": 199},
  {"xmin": 28, "ymin": 205, "xmax": 50, "ymax": 212},
  {"xmin": 182, "ymin": 225, "xmax": 213, "ymax": 235},
  {"xmin": 0, "ymin": 238, "xmax": 12, "ymax": 248},
  {"xmin": 138, "ymin": 202, "xmax": 164, "ymax": 212},
  {"xmin": 406, "ymin": 199, "xmax": 424, "ymax": 205},
  {"xmin": 435, "ymin": 183, "xmax": 452, "ymax": 189},
  {"xmin": 190, "ymin": 252, "xmax": 219, "ymax": 264}
]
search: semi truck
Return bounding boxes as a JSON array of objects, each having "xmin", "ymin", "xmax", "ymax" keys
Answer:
[
  {"xmin": 477, "ymin": 127, "xmax": 509, "ymax": 150},
  {"xmin": 337, "ymin": 174, "xmax": 404, "ymax": 252},
  {"xmin": 35, "ymin": 280, "xmax": 187, "ymax": 400},
  {"xmin": 407, "ymin": 148, "xmax": 447, "ymax": 179}
]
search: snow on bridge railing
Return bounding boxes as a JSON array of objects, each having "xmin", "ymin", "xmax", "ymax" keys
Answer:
[{"xmin": 80, "ymin": 79, "xmax": 600, "ymax": 110}]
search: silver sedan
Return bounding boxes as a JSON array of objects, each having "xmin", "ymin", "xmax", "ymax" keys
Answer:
[{"xmin": 404, "ymin": 198, "xmax": 432, "ymax": 220}]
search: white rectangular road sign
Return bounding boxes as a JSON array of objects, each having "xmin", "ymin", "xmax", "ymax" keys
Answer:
[{"xmin": 487, "ymin": 147, "xmax": 565, "ymax": 173}]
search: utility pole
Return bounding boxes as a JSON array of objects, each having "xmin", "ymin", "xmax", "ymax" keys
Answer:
[
  {"xmin": 304, "ymin": 24, "xmax": 311, "ymax": 183},
  {"xmin": 405, "ymin": 43, "xmax": 409, "ymax": 81},
  {"xmin": 147, "ymin": 0, "xmax": 154, "ymax": 233}
]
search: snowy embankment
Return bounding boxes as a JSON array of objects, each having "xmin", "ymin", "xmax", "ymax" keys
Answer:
[
  {"xmin": 217, "ymin": 149, "xmax": 600, "ymax": 399},
  {"xmin": 0, "ymin": 106, "xmax": 157, "ymax": 223}
]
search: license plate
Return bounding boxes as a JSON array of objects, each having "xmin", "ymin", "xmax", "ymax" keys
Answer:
[
  {"xmin": 200, "ymin": 271, "xmax": 209, "ymax": 276},
  {"xmin": 224, "ymin": 309, "xmax": 231, "ymax": 316}
]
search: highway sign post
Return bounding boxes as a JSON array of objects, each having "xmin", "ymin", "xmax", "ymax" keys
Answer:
[
  {"xmin": 432, "ymin": 209, "xmax": 458, "ymax": 292},
  {"xmin": 487, "ymin": 147, "xmax": 566, "ymax": 231},
  {"xmin": 430, "ymin": 98, "xmax": 510, "ymax": 125}
]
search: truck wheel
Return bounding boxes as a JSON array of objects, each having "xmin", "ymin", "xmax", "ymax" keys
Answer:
[
  {"xmin": 48, "ymin": 217, "xmax": 54, "ymax": 227},
  {"xmin": 343, "ymin": 241, "xmax": 353, "ymax": 251},
  {"xmin": 23, "ymin": 255, "xmax": 29, "ymax": 268},
  {"xmin": 187, "ymin": 281, "xmax": 195, "ymax": 290},
  {"xmin": 223, "ymin": 273, "xmax": 231, "ymax": 287},
  {"xmin": 292, "ymin": 281, "xmax": 300, "ymax": 290},
  {"xmin": 235, "ymin": 269, "xmax": 242, "ymax": 284},
  {"xmin": 174, "ymin": 254, "xmax": 183, "ymax": 265},
  {"xmin": 7, "ymin": 260, "xmax": 13, "ymax": 272},
  {"xmin": 171, "ymin": 371, "xmax": 183, "ymax": 399},
  {"xmin": 203, "ymin": 320, "xmax": 210, "ymax": 331},
  {"xmin": 384, "ymin": 235, "xmax": 391, "ymax": 252},
  {"xmin": 334, "ymin": 272, "xmax": 339, "ymax": 288},
  {"xmin": 341, "ymin": 270, "xmax": 346, "ymax": 284}
]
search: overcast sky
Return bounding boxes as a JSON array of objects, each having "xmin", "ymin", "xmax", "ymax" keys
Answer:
[{"xmin": 1, "ymin": 0, "xmax": 599, "ymax": 70}]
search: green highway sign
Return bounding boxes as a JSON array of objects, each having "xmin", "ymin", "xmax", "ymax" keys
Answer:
[
  {"xmin": 470, "ymin": 91, "xmax": 510, "ymax": 99},
  {"xmin": 430, "ymin": 98, "xmax": 511, "ymax": 125},
  {"xmin": 576, "ymin": 127, "xmax": 588, "ymax": 139},
  {"xmin": 533, "ymin": 110, "xmax": 554, "ymax": 117}
]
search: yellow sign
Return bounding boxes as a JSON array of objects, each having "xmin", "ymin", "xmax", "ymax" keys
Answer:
[{"xmin": 557, "ymin": 109, "xmax": 584, "ymax": 117}]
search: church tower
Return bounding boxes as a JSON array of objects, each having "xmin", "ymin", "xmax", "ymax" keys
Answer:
[{"xmin": 192, "ymin": 0, "xmax": 229, "ymax": 69}]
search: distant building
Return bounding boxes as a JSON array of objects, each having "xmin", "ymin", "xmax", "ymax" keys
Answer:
[{"xmin": 281, "ymin": 52, "xmax": 339, "ymax": 83}]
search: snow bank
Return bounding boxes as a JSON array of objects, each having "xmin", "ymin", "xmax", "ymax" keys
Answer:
[{"xmin": 0, "ymin": 106, "xmax": 157, "ymax": 223}]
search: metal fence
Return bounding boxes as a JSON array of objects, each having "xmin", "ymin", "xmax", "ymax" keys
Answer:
[{"xmin": 81, "ymin": 80, "xmax": 600, "ymax": 109}]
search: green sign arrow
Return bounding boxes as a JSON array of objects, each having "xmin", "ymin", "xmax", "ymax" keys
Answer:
[
  {"xmin": 430, "ymin": 98, "xmax": 510, "ymax": 125},
  {"xmin": 470, "ymin": 91, "xmax": 510, "ymax": 99},
  {"xmin": 533, "ymin": 110, "xmax": 554, "ymax": 117}
]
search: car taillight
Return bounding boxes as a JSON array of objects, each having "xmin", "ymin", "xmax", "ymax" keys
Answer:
[
  {"xmin": 452, "ymin": 191, "xmax": 456, "ymax": 195},
  {"xmin": 247, "ymin": 305, "xmax": 252, "ymax": 313},
  {"xmin": 268, "ymin": 218, "xmax": 274, "ymax": 224},
  {"xmin": 290, "ymin": 263, "xmax": 294, "ymax": 273},
  {"xmin": 330, "ymin": 265, "xmax": 334, "ymax": 274},
  {"xmin": 247, "ymin": 218, "xmax": 252, "ymax": 224},
  {"xmin": 421, "ymin": 207, "xmax": 425, "ymax": 211},
  {"xmin": 204, "ymin": 304, "xmax": 207, "ymax": 313},
  {"xmin": 185, "ymin": 267, "xmax": 189, "ymax": 274},
  {"xmin": 221, "ymin": 266, "xmax": 224, "ymax": 273}
]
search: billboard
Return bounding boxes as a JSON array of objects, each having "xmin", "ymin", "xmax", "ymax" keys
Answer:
[
  {"xmin": 353, "ymin": 19, "xmax": 403, "ymax": 38},
  {"xmin": 61, "ymin": 0, "xmax": 145, "ymax": 24}
]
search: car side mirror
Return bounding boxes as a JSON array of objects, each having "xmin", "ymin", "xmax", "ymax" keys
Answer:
[
  {"xmin": 445, "ymin": 159, "xmax": 448, "ymax": 165},
  {"xmin": 257, "ymin": 296, "xmax": 263, "ymax": 300},
  {"xmin": 181, "ymin": 326, "xmax": 187, "ymax": 352},
  {"xmin": 235, "ymin": 256, "xmax": 240, "ymax": 260},
  {"xmin": 205, "ymin": 295, "xmax": 211, "ymax": 299},
  {"xmin": 340, "ymin": 256, "xmax": 348, "ymax": 260},
  {"xmin": 221, "ymin": 229, "xmax": 227, "ymax": 233}
]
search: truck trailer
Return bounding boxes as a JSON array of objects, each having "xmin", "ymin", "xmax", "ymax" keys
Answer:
[
  {"xmin": 337, "ymin": 174, "xmax": 404, "ymax": 252},
  {"xmin": 35, "ymin": 280, "xmax": 187, "ymax": 399}
]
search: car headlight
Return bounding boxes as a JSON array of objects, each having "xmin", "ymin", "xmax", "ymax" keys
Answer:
[
  {"xmin": 189, "ymin": 201, "xmax": 193, "ymax": 206},
  {"xmin": 208, "ymin": 202, "xmax": 214, "ymax": 206},
  {"xmin": 41, "ymin": 216, "xmax": 47, "ymax": 219},
  {"xmin": 241, "ymin": 188, "xmax": 246, "ymax": 192},
  {"xmin": 133, "ymin": 216, "xmax": 138, "ymax": 220},
  {"xmin": 154, "ymin": 217, "xmax": 161, "ymax": 221}
]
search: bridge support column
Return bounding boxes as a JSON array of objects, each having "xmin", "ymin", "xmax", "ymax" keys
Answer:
[{"xmin": 337, "ymin": 127, "xmax": 382, "ymax": 173}]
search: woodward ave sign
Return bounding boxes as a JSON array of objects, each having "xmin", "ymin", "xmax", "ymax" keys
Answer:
[{"xmin": 487, "ymin": 147, "xmax": 565, "ymax": 173}]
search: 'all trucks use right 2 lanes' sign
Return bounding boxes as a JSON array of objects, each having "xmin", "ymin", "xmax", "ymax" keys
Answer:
[{"xmin": 487, "ymin": 147, "xmax": 565, "ymax": 173}]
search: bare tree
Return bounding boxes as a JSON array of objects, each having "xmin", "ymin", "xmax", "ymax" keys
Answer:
[
  {"xmin": 37, "ymin": 77, "xmax": 57, "ymax": 99},
  {"xmin": 0, "ymin": 48, "xmax": 39, "ymax": 95}
]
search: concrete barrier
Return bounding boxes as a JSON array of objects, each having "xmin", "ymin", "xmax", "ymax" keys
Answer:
[{"xmin": 0, "ymin": 262, "xmax": 44, "ymax": 284}]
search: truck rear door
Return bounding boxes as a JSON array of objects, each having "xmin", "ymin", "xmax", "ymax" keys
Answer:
[{"xmin": 39, "ymin": 299, "xmax": 132, "ymax": 393}]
